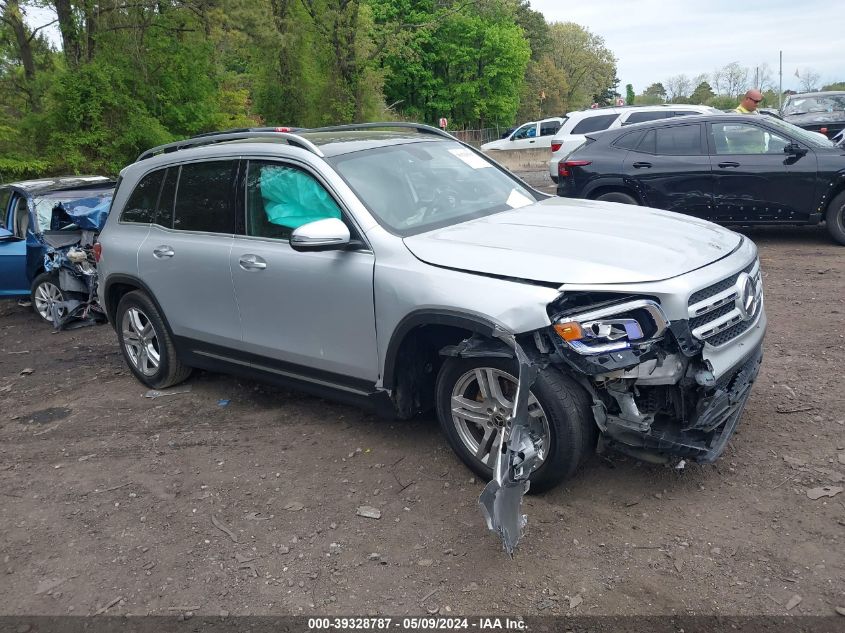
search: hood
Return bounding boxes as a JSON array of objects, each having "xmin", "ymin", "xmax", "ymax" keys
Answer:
[
  {"xmin": 480, "ymin": 138, "xmax": 511, "ymax": 150},
  {"xmin": 784, "ymin": 111, "xmax": 845, "ymax": 126},
  {"xmin": 403, "ymin": 198, "xmax": 742, "ymax": 285}
]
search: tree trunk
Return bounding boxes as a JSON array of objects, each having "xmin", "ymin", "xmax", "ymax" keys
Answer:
[
  {"xmin": 3, "ymin": 0, "xmax": 36, "ymax": 80},
  {"xmin": 53, "ymin": 0, "xmax": 82, "ymax": 67}
]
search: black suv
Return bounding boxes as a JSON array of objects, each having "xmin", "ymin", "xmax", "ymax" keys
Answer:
[{"xmin": 555, "ymin": 113, "xmax": 845, "ymax": 245}]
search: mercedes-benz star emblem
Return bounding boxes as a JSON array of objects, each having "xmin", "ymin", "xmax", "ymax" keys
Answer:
[{"xmin": 735, "ymin": 273, "xmax": 758, "ymax": 321}]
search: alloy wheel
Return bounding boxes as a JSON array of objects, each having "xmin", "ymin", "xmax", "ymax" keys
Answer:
[
  {"xmin": 121, "ymin": 307, "xmax": 161, "ymax": 376},
  {"xmin": 449, "ymin": 367, "xmax": 550, "ymax": 469},
  {"xmin": 33, "ymin": 281, "xmax": 65, "ymax": 322}
]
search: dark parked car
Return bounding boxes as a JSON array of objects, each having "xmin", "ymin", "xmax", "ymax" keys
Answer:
[
  {"xmin": 782, "ymin": 91, "xmax": 845, "ymax": 139},
  {"xmin": 0, "ymin": 177, "xmax": 115, "ymax": 322},
  {"xmin": 555, "ymin": 114, "xmax": 845, "ymax": 245}
]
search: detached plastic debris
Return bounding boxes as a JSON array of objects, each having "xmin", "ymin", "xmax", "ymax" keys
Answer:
[
  {"xmin": 143, "ymin": 385, "xmax": 193, "ymax": 399},
  {"xmin": 217, "ymin": 399, "xmax": 231, "ymax": 407},
  {"xmin": 478, "ymin": 328, "xmax": 542, "ymax": 557}
]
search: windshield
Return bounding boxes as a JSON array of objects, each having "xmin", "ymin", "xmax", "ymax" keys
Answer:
[
  {"xmin": 33, "ymin": 188, "xmax": 114, "ymax": 232},
  {"xmin": 329, "ymin": 140, "xmax": 538, "ymax": 236},
  {"xmin": 783, "ymin": 94, "xmax": 845, "ymax": 116},
  {"xmin": 762, "ymin": 116, "xmax": 836, "ymax": 148}
]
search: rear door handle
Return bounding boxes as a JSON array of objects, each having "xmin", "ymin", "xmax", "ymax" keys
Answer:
[
  {"xmin": 152, "ymin": 245, "xmax": 174, "ymax": 259},
  {"xmin": 238, "ymin": 254, "xmax": 267, "ymax": 271},
  {"xmin": 718, "ymin": 161, "xmax": 740, "ymax": 168},
  {"xmin": 632, "ymin": 162, "xmax": 652, "ymax": 169}
]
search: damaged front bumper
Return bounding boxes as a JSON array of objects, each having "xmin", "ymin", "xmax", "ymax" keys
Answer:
[{"xmin": 549, "ymin": 289, "xmax": 766, "ymax": 465}]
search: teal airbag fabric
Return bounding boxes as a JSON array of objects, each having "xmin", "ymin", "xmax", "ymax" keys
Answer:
[{"xmin": 260, "ymin": 166, "xmax": 341, "ymax": 229}]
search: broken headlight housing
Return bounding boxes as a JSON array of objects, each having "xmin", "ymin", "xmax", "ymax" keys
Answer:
[{"xmin": 553, "ymin": 299, "xmax": 669, "ymax": 355}]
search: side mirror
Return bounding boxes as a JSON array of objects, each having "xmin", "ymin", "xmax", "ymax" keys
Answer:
[
  {"xmin": 0, "ymin": 228, "xmax": 15, "ymax": 240},
  {"xmin": 290, "ymin": 218, "xmax": 351, "ymax": 252},
  {"xmin": 784, "ymin": 142, "xmax": 807, "ymax": 157}
]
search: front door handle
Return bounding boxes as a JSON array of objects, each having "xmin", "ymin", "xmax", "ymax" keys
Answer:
[
  {"xmin": 718, "ymin": 161, "xmax": 740, "ymax": 168},
  {"xmin": 152, "ymin": 245, "xmax": 174, "ymax": 259},
  {"xmin": 632, "ymin": 162, "xmax": 652, "ymax": 169},
  {"xmin": 238, "ymin": 254, "xmax": 267, "ymax": 271}
]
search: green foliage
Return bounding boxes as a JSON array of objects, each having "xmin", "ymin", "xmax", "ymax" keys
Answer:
[
  {"xmin": 706, "ymin": 94, "xmax": 738, "ymax": 111},
  {"xmin": 625, "ymin": 83, "xmax": 635, "ymax": 105},
  {"xmin": 821, "ymin": 82, "xmax": 845, "ymax": 91},
  {"xmin": 547, "ymin": 22, "xmax": 616, "ymax": 111},
  {"xmin": 0, "ymin": 0, "xmax": 620, "ymax": 175},
  {"xmin": 689, "ymin": 81, "xmax": 715, "ymax": 105}
]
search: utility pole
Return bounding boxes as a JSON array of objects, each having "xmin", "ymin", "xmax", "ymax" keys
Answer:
[{"xmin": 778, "ymin": 51, "xmax": 783, "ymax": 111}]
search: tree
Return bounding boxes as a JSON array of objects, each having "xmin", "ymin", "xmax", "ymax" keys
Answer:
[
  {"xmin": 822, "ymin": 81, "xmax": 845, "ymax": 91},
  {"xmin": 640, "ymin": 82, "xmax": 666, "ymax": 104},
  {"xmin": 689, "ymin": 80, "xmax": 715, "ymax": 105},
  {"xmin": 664, "ymin": 74, "xmax": 691, "ymax": 102},
  {"xmin": 625, "ymin": 83, "xmax": 634, "ymax": 105},
  {"xmin": 712, "ymin": 62, "xmax": 749, "ymax": 98},
  {"xmin": 546, "ymin": 22, "xmax": 616, "ymax": 111},
  {"xmin": 798, "ymin": 68, "xmax": 820, "ymax": 92}
]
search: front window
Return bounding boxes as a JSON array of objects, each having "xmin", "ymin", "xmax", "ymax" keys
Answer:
[
  {"xmin": 783, "ymin": 94, "xmax": 845, "ymax": 116},
  {"xmin": 761, "ymin": 116, "xmax": 836, "ymax": 148},
  {"xmin": 32, "ymin": 188, "xmax": 114, "ymax": 233},
  {"xmin": 711, "ymin": 122, "xmax": 789, "ymax": 155},
  {"xmin": 329, "ymin": 140, "xmax": 538, "ymax": 236},
  {"xmin": 511, "ymin": 123, "xmax": 536, "ymax": 140}
]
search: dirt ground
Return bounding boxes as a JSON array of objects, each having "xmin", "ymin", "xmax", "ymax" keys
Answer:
[{"xmin": 0, "ymin": 216, "xmax": 843, "ymax": 618}]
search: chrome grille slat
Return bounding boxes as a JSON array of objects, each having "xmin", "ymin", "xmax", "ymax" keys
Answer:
[{"xmin": 687, "ymin": 259, "xmax": 762, "ymax": 347}]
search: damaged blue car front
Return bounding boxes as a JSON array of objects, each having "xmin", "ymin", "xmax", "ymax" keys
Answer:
[{"xmin": 0, "ymin": 177, "xmax": 115, "ymax": 326}]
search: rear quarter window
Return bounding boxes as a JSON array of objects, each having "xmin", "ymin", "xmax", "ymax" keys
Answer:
[
  {"xmin": 121, "ymin": 170, "xmax": 165, "ymax": 224},
  {"xmin": 613, "ymin": 130, "xmax": 646, "ymax": 150},
  {"xmin": 571, "ymin": 114, "xmax": 619, "ymax": 134}
]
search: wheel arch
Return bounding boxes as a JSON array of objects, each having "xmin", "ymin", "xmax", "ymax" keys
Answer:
[
  {"xmin": 102, "ymin": 275, "xmax": 176, "ymax": 340},
  {"xmin": 382, "ymin": 310, "xmax": 503, "ymax": 419},
  {"xmin": 584, "ymin": 179, "xmax": 643, "ymax": 204}
]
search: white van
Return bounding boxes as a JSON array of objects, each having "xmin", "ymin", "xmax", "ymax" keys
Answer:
[{"xmin": 481, "ymin": 117, "xmax": 565, "ymax": 151}]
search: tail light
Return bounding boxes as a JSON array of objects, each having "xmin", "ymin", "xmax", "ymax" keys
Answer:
[
  {"xmin": 274, "ymin": 126, "xmax": 292, "ymax": 132},
  {"xmin": 558, "ymin": 160, "xmax": 591, "ymax": 178},
  {"xmin": 93, "ymin": 242, "xmax": 102, "ymax": 262},
  {"xmin": 551, "ymin": 142, "xmax": 562, "ymax": 153}
]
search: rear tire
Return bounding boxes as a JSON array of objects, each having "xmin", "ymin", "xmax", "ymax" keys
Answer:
[
  {"xmin": 825, "ymin": 191, "xmax": 845, "ymax": 245},
  {"xmin": 115, "ymin": 290, "xmax": 192, "ymax": 389},
  {"xmin": 595, "ymin": 191, "xmax": 639, "ymax": 205},
  {"xmin": 31, "ymin": 272, "xmax": 65, "ymax": 323},
  {"xmin": 435, "ymin": 356, "xmax": 595, "ymax": 493}
]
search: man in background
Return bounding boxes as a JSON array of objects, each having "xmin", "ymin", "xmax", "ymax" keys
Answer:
[{"xmin": 735, "ymin": 89, "xmax": 763, "ymax": 114}]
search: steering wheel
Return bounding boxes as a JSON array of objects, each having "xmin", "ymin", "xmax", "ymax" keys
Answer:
[{"xmin": 421, "ymin": 185, "xmax": 460, "ymax": 221}]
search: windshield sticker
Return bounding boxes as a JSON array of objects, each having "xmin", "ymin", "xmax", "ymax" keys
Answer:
[
  {"xmin": 448, "ymin": 147, "xmax": 492, "ymax": 169},
  {"xmin": 506, "ymin": 189, "xmax": 533, "ymax": 209}
]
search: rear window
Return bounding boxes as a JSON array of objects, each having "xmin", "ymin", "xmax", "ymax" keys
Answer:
[
  {"xmin": 613, "ymin": 130, "xmax": 646, "ymax": 150},
  {"xmin": 623, "ymin": 111, "xmax": 672, "ymax": 125},
  {"xmin": 571, "ymin": 114, "xmax": 618, "ymax": 134},
  {"xmin": 656, "ymin": 124, "xmax": 702, "ymax": 155},
  {"xmin": 172, "ymin": 161, "xmax": 238, "ymax": 233}
]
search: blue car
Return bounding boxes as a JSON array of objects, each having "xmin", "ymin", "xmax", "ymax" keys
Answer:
[{"xmin": 0, "ymin": 176, "xmax": 115, "ymax": 322}]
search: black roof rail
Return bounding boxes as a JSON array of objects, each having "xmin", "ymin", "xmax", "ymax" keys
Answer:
[
  {"xmin": 136, "ymin": 131, "xmax": 323, "ymax": 162},
  {"xmin": 305, "ymin": 121, "xmax": 455, "ymax": 140}
]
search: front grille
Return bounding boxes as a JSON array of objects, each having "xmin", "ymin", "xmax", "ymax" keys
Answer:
[
  {"xmin": 689, "ymin": 260, "xmax": 755, "ymax": 306},
  {"xmin": 687, "ymin": 259, "xmax": 762, "ymax": 347}
]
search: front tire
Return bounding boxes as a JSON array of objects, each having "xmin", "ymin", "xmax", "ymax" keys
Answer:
[
  {"xmin": 825, "ymin": 191, "xmax": 845, "ymax": 245},
  {"xmin": 115, "ymin": 290, "xmax": 192, "ymax": 389},
  {"xmin": 435, "ymin": 356, "xmax": 595, "ymax": 492},
  {"xmin": 595, "ymin": 191, "xmax": 639, "ymax": 205},
  {"xmin": 31, "ymin": 272, "xmax": 66, "ymax": 323}
]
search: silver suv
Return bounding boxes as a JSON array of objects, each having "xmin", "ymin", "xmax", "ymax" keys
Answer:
[{"xmin": 97, "ymin": 123, "xmax": 766, "ymax": 492}]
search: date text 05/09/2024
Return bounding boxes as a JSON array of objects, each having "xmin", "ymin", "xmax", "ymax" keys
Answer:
[{"xmin": 307, "ymin": 617, "xmax": 527, "ymax": 630}]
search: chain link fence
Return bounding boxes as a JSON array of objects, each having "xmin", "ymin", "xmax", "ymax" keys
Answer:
[{"xmin": 448, "ymin": 127, "xmax": 506, "ymax": 147}]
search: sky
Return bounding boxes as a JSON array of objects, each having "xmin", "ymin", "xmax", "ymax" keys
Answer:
[{"xmin": 530, "ymin": 0, "xmax": 845, "ymax": 93}]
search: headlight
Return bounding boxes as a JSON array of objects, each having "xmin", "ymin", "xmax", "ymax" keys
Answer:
[{"xmin": 553, "ymin": 299, "xmax": 669, "ymax": 355}]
